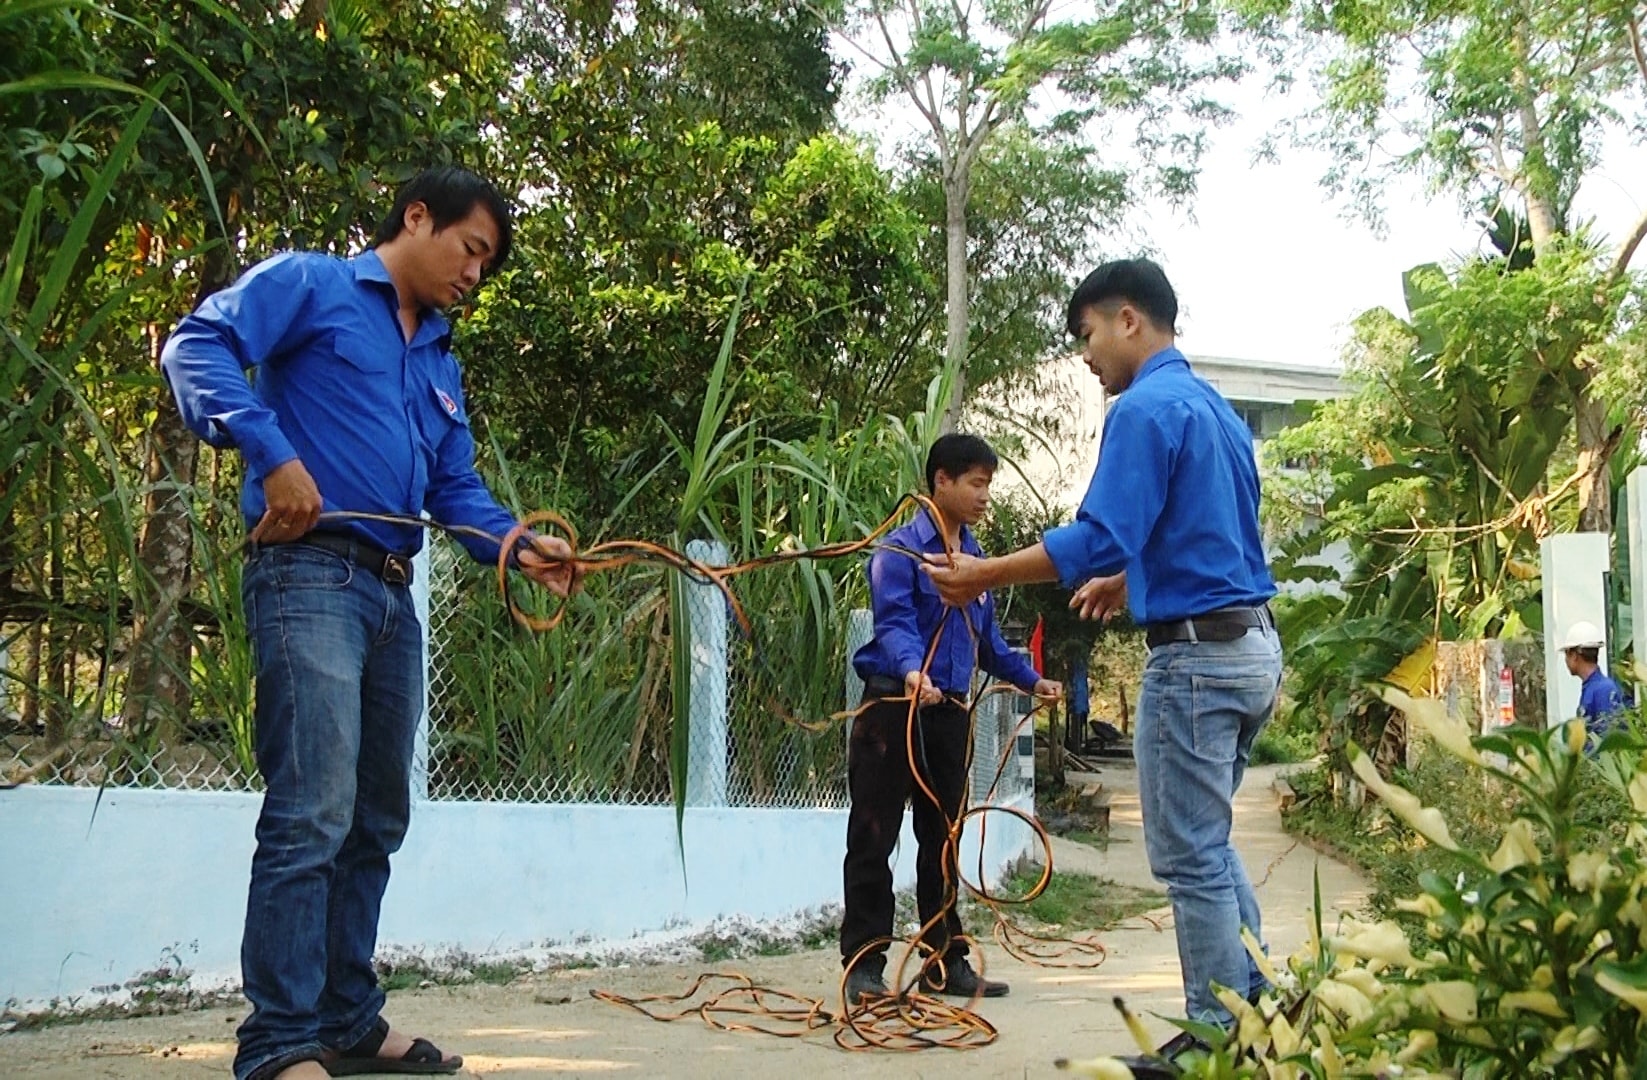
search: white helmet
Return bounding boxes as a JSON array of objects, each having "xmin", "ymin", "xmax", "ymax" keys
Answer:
[{"xmin": 1560, "ymin": 621, "xmax": 1605, "ymax": 651}]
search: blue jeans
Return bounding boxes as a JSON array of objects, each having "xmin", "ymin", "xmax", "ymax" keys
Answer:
[
  {"xmin": 234, "ymin": 544, "xmax": 422, "ymax": 1080},
  {"xmin": 1135, "ymin": 625, "xmax": 1282, "ymax": 1026}
]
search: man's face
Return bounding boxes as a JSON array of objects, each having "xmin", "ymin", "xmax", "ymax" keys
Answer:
[
  {"xmin": 933, "ymin": 465, "xmax": 993, "ymax": 527},
  {"xmin": 1075, "ymin": 302, "xmax": 1141, "ymax": 394},
  {"xmin": 400, "ymin": 200, "xmax": 499, "ymax": 310},
  {"xmin": 1564, "ymin": 649, "xmax": 1581, "ymax": 677}
]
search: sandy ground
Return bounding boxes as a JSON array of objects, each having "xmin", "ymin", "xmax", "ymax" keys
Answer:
[{"xmin": 5, "ymin": 762, "xmax": 1367, "ymax": 1078}]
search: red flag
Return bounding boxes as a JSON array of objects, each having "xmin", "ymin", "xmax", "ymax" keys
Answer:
[{"xmin": 1028, "ymin": 614, "xmax": 1045, "ymax": 676}]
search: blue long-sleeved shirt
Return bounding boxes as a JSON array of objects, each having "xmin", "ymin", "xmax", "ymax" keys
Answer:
[
  {"xmin": 853, "ymin": 510, "xmax": 1042, "ymax": 696},
  {"xmin": 160, "ymin": 250, "xmax": 517, "ymax": 562},
  {"xmin": 1041, "ymin": 346, "xmax": 1276, "ymax": 624},
  {"xmin": 1580, "ymin": 668, "xmax": 1626, "ymax": 737}
]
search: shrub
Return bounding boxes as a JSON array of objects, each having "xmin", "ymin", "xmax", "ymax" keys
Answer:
[{"xmin": 1072, "ymin": 700, "xmax": 1647, "ymax": 1077}]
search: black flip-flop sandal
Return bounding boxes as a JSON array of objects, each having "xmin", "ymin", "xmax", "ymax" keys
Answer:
[
  {"xmin": 326, "ymin": 1017, "xmax": 462, "ymax": 1076},
  {"xmin": 247, "ymin": 1049, "xmax": 327, "ymax": 1080}
]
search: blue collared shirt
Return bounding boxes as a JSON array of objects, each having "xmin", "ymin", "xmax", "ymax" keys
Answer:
[
  {"xmin": 1580, "ymin": 668, "xmax": 1626, "ymax": 735},
  {"xmin": 160, "ymin": 250, "xmax": 517, "ymax": 562},
  {"xmin": 1042, "ymin": 346, "xmax": 1276, "ymax": 624},
  {"xmin": 852, "ymin": 510, "xmax": 1042, "ymax": 696}
]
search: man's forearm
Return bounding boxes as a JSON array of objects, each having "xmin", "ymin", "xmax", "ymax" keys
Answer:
[{"xmin": 983, "ymin": 543, "xmax": 1061, "ymax": 589}]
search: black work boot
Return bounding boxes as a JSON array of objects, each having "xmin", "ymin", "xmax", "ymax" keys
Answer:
[
  {"xmin": 920, "ymin": 954, "xmax": 1009, "ymax": 998},
  {"xmin": 843, "ymin": 965, "xmax": 889, "ymax": 1004}
]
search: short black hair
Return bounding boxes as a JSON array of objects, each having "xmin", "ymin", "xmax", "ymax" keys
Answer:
[
  {"xmin": 1066, "ymin": 258, "xmax": 1178, "ymax": 338},
  {"xmin": 373, "ymin": 165, "xmax": 513, "ymax": 277},
  {"xmin": 925, "ymin": 433, "xmax": 998, "ymax": 493},
  {"xmin": 1572, "ymin": 646, "xmax": 1601, "ymax": 664}
]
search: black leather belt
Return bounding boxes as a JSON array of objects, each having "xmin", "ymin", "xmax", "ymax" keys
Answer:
[
  {"xmin": 247, "ymin": 530, "xmax": 414, "ymax": 586},
  {"xmin": 862, "ymin": 674, "xmax": 966, "ymax": 700},
  {"xmin": 1145, "ymin": 604, "xmax": 1272, "ymax": 649}
]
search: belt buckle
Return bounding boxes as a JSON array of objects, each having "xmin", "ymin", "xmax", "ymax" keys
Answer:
[{"xmin": 382, "ymin": 555, "xmax": 410, "ymax": 585}]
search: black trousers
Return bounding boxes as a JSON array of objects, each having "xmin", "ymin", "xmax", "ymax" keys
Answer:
[{"xmin": 840, "ymin": 696, "xmax": 971, "ymax": 973}]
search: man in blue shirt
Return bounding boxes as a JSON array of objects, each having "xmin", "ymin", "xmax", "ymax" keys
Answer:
[
  {"xmin": 842, "ymin": 434, "xmax": 1061, "ymax": 1004},
  {"xmin": 927, "ymin": 260, "xmax": 1282, "ymax": 1065},
  {"xmin": 1561, "ymin": 621, "xmax": 1626, "ymax": 748},
  {"xmin": 162, "ymin": 167, "xmax": 575, "ymax": 1080}
]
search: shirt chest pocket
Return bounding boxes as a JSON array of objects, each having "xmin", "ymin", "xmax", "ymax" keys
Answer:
[
  {"xmin": 331, "ymin": 330, "xmax": 399, "ymax": 376},
  {"xmin": 424, "ymin": 380, "xmax": 468, "ymax": 430},
  {"xmin": 414, "ymin": 377, "xmax": 470, "ymax": 470}
]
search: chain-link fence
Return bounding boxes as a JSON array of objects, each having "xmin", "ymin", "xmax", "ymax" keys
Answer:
[
  {"xmin": 423, "ymin": 536, "xmax": 1036, "ymax": 809},
  {"xmin": 4, "ymin": 536, "xmax": 1039, "ymax": 810},
  {"xmin": 423, "ymin": 537, "xmax": 864, "ymax": 807},
  {"xmin": 0, "ymin": 612, "xmax": 261, "ymax": 793}
]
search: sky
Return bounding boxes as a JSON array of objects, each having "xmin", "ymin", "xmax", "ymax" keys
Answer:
[
  {"xmin": 839, "ymin": 49, "xmax": 1647, "ymax": 371},
  {"xmin": 1134, "ymin": 88, "xmax": 1647, "ymax": 369}
]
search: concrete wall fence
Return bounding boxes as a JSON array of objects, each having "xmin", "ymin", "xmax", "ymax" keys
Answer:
[{"xmin": 1, "ymin": 784, "xmax": 1036, "ymax": 1008}]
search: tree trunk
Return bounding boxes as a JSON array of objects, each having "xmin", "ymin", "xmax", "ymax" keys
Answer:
[
  {"xmin": 21, "ymin": 622, "xmax": 41, "ymax": 732},
  {"xmin": 941, "ymin": 168, "xmax": 969, "ymax": 433},
  {"xmin": 295, "ymin": 0, "xmax": 329, "ymax": 30},
  {"xmin": 1575, "ymin": 381, "xmax": 1611, "ymax": 532},
  {"xmin": 1510, "ymin": 22, "xmax": 1612, "ymax": 528},
  {"xmin": 119, "ymin": 323, "xmax": 201, "ymax": 739}
]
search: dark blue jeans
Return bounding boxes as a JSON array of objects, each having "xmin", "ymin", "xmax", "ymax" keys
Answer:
[{"xmin": 234, "ymin": 544, "xmax": 422, "ymax": 1080}]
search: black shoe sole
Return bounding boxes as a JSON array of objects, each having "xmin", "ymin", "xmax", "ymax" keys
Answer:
[{"xmin": 920, "ymin": 982, "xmax": 1010, "ymax": 998}]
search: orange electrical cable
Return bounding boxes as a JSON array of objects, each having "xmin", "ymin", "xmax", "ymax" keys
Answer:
[{"xmin": 315, "ymin": 496, "xmax": 1116, "ymax": 1049}]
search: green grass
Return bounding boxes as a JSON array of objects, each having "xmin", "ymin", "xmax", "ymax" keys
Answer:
[
  {"xmin": 1063, "ymin": 828, "xmax": 1127, "ymax": 850},
  {"xmin": 1250, "ymin": 710, "xmax": 1322, "ymax": 766},
  {"xmin": 980, "ymin": 867, "xmax": 1162, "ymax": 932},
  {"xmin": 375, "ymin": 954, "xmax": 532, "ymax": 993}
]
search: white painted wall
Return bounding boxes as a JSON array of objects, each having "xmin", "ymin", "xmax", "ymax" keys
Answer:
[
  {"xmin": 0, "ymin": 785, "xmax": 1035, "ymax": 1008},
  {"xmin": 1541, "ymin": 533, "xmax": 1612, "ymax": 727}
]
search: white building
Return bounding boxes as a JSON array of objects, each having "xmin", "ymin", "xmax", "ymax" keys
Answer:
[{"xmin": 998, "ymin": 352, "xmax": 1346, "ymax": 512}]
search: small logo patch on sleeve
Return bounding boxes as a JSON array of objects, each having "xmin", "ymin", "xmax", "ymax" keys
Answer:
[{"xmin": 436, "ymin": 388, "xmax": 459, "ymax": 417}]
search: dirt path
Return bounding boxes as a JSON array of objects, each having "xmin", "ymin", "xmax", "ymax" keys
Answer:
[{"xmin": 6, "ymin": 763, "xmax": 1367, "ymax": 1078}]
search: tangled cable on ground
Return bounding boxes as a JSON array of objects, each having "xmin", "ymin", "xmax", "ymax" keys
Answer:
[{"xmin": 318, "ymin": 496, "xmax": 1129, "ymax": 1050}]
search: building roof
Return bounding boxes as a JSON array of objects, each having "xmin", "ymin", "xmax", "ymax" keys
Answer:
[{"xmin": 1187, "ymin": 355, "xmax": 1347, "ymax": 405}]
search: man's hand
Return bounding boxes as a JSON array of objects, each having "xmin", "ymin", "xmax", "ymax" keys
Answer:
[
  {"xmin": 1032, "ymin": 679, "xmax": 1063, "ymax": 702},
  {"xmin": 251, "ymin": 459, "xmax": 323, "ymax": 543},
  {"xmin": 922, "ymin": 551, "xmax": 994, "ymax": 607},
  {"xmin": 904, "ymin": 669, "xmax": 942, "ymax": 706},
  {"xmin": 518, "ymin": 535, "xmax": 581, "ymax": 598},
  {"xmin": 1069, "ymin": 572, "xmax": 1127, "ymax": 622}
]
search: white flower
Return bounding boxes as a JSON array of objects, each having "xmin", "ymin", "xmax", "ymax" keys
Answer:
[
  {"xmin": 1395, "ymin": 1029, "xmax": 1437, "ymax": 1064},
  {"xmin": 1395, "ymin": 895, "xmax": 1445, "ymax": 919},
  {"xmin": 1270, "ymin": 1011, "xmax": 1301, "ymax": 1058},
  {"xmin": 1422, "ymin": 981, "xmax": 1478, "ymax": 1022},
  {"xmin": 1596, "ymin": 970, "xmax": 1647, "ymax": 1014},
  {"xmin": 1314, "ymin": 978, "xmax": 1376, "ymax": 1025},
  {"xmin": 1348, "ymin": 745, "xmax": 1460, "ymax": 851},
  {"xmin": 1498, "ymin": 990, "xmax": 1566, "ymax": 1018},
  {"xmin": 1379, "ymin": 685, "xmax": 1484, "ymax": 765},
  {"xmin": 1241, "ymin": 926, "xmax": 1290, "ymax": 991},
  {"xmin": 1489, "ymin": 819, "xmax": 1542, "ymax": 873},
  {"xmin": 1331, "ymin": 918, "xmax": 1425, "ymax": 970},
  {"xmin": 1629, "ymin": 771, "xmax": 1647, "ymax": 816},
  {"xmin": 1567, "ymin": 850, "xmax": 1613, "ymax": 893}
]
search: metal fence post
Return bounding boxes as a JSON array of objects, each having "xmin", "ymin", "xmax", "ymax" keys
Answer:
[
  {"xmin": 685, "ymin": 540, "xmax": 730, "ymax": 807},
  {"xmin": 842, "ymin": 608, "xmax": 873, "ymax": 708},
  {"xmin": 410, "ymin": 538, "xmax": 432, "ymax": 802}
]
